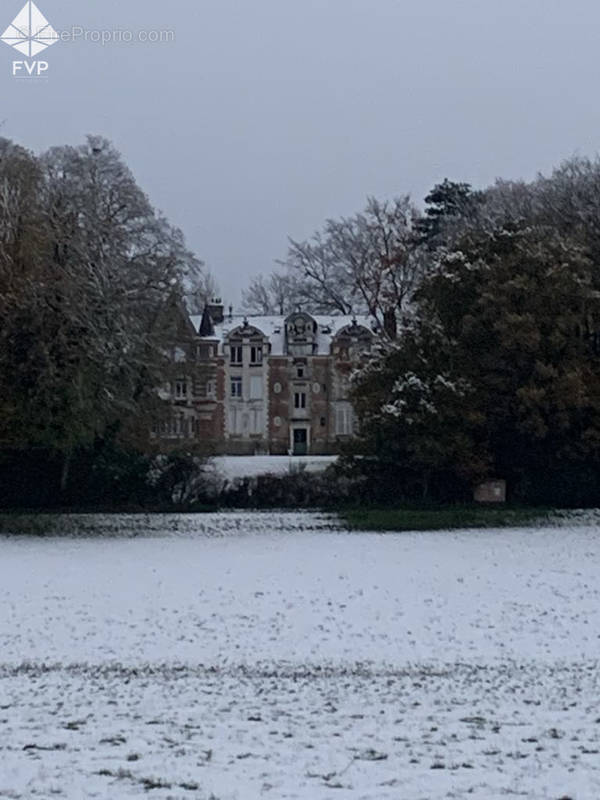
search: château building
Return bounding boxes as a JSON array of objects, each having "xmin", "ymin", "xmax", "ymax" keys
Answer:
[{"xmin": 161, "ymin": 301, "xmax": 376, "ymax": 455}]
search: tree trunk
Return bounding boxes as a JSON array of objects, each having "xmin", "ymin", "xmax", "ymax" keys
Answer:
[{"xmin": 383, "ymin": 309, "xmax": 397, "ymax": 340}]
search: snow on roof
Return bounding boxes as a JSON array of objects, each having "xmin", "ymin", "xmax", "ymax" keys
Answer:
[{"xmin": 189, "ymin": 313, "xmax": 375, "ymax": 355}]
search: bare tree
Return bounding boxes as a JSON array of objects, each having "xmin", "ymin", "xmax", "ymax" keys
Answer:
[
  {"xmin": 241, "ymin": 271, "xmax": 302, "ymax": 315},
  {"xmin": 241, "ymin": 273, "xmax": 272, "ymax": 314},
  {"xmin": 278, "ymin": 196, "xmax": 425, "ymax": 333},
  {"xmin": 185, "ymin": 265, "xmax": 220, "ymax": 314}
]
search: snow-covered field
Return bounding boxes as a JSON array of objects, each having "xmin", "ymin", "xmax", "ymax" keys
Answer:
[{"xmin": 1, "ymin": 511, "xmax": 600, "ymax": 799}]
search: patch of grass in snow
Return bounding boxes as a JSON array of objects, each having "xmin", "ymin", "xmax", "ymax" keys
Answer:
[{"xmin": 339, "ymin": 504, "xmax": 552, "ymax": 532}]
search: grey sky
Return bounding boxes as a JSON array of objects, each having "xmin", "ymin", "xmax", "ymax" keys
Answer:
[{"xmin": 3, "ymin": 0, "xmax": 600, "ymax": 305}]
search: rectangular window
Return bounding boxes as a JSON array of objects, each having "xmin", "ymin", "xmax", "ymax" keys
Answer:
[
  {"xmin": 230, "ymin": 407, "xmax": 245, "ymax": 434},
  {"xmin": 250, "ymin": 346, "xmax": 263, "ymax": 364},
  {"xmin": 231, "ymin": 376, "xmax": 243, "ymax": 398},
  {"xmin": 335, "ymin": 404, "xmax": 355, "ymax": 435},
  {"xmin": 294, "ymin": 392, "xmax": 306, "ymax": 409},
  {"xmin": 174, "ymin": 379, "xmax": 187, "ymax": 399},
  {"xmin": 167, "ymin": 415, "xmax": 186, "ymax": 436},
  {"xmin": 206, "ymin": 379, "xmax": 216, "ymax": 399},
  {"xmin": 251, "ymin": 409, "xmax": 263, "ymax": 434},
  {"xmin": 230, "ymin": 345, "xmax": 243, "ymax": 364},
  {"xmin": 296, "ymin": 365, "xmax": 304, "ymax": 378},
  {"xmin": 250, "ymin": 375, "xmax": 263, "ymax": 400}
]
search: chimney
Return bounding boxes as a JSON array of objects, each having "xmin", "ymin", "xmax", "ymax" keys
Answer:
[{"xmin": 207, "ymin": 298, "xmax": 224, "ymax": 325}]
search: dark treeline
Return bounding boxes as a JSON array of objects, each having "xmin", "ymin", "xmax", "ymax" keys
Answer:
[
  {"xmin": 349, "ymin": 162, "xmax": 600, "ymax": 505},
  {"xmin": 0, "ymin": 136, "xmax": 213, "ymax": 508}
]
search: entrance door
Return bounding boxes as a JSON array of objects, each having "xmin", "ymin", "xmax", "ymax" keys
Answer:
[{"xmin": 293, "ymin": 428, "xmax": 308, "ymax": 455}]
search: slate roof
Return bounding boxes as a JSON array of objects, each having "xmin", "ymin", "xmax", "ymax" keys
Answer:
[{"xmin": 188, "ymin": 314, "xmax": 375, "ymax": 356}]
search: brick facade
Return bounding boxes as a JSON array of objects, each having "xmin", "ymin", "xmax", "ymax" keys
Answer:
[{"xmin": 160, "ymin": 304, "xmax": 375, "ymax": 455}]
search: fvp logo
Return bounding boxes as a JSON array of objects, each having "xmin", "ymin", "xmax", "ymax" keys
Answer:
[{"xmin": 1, "ymin": 1, "xmax": 58, "ymax": 76}]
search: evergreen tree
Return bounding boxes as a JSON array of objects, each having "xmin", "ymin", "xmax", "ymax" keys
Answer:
[
  {"xmin": 352, "ymin": 222, "xmax": 600, "ymax": 504},
  {"xmin": 417, "ymin": 179, "xmax": 482, "ymax": 247}
]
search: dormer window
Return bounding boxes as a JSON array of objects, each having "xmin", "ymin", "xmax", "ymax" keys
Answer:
[
  {"xmin": 197, "ymin": 344, "xmax": 213, "ymax": 360},
  {"xmin": 230, "ymin": 344, "xmax": 243, "ymax": 364},
  {"xmin": 284, "ymin": 313, "xmax": 319, "ymax": 355}
]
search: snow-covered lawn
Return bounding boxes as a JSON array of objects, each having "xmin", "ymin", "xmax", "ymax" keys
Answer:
[
  {"xmin": 1, "ymin": 512, "xmax": 600, "ymax": 798},
  {"xmin": 212, "ymin": 455, "xmax": 337, "ymax": 480}
]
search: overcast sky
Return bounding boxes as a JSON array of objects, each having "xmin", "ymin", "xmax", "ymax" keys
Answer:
[{"xmin": 3, "ymin": 0, "xmax": 600, "ymax": 305}]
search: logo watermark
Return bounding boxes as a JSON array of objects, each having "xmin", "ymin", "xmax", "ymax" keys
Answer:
[
  {"xmin": 1, "ymin": 0, "xmax": 56, "ymax": 77},
  {"xmin": 61, "ymin": 27, "xmax": 175, "ymax": 45},
  {"xmin": 1, "ymin": 1, "xmax": 175, "ymax": 78}
]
